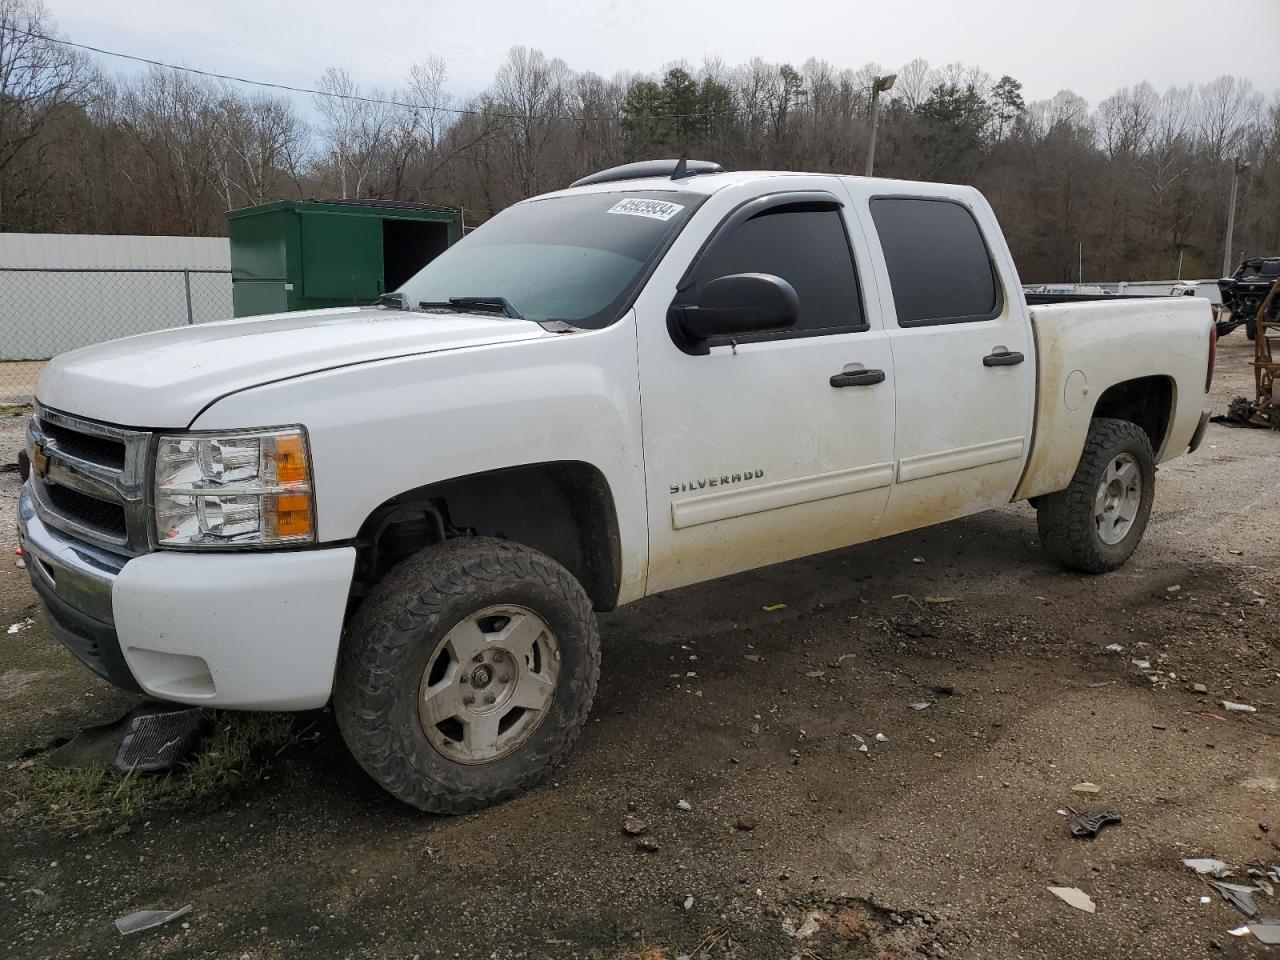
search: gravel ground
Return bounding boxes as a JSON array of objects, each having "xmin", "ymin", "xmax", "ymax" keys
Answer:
[
  {"xmin": 0, "ymin": 412, "xmax": 26, "ymax": 548},
  {"xmin": 0, "ymin": 334, "xmax": 1276, "ymax": 960}
]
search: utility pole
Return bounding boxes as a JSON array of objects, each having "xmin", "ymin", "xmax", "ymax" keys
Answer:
[
  {"xmin": 864, "ymin": 74, "xmax": 897, "ymax": 177},
  {"xmin": 1222, "ymin": 157, "xmax": 1250, "ymax": 277}
]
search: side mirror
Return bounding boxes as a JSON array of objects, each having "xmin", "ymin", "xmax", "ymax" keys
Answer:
[{"xmin": 672, "ymin": 273, "xmax": 799, "ymax": 346}]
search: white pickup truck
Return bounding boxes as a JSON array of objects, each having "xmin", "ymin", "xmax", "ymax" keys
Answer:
[{"xmin": 18, "ymin": 160, "xmax": 1214, "ymax": 812}]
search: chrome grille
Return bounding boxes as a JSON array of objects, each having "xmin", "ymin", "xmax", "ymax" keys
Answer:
[{"xmin": 27, "ymin": 405, "xmax": 152, "ymax": 556}]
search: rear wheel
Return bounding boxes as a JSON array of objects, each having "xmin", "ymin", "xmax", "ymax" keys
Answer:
[
  {"xmin": 335, "ymin": 538, "xmax": 600, "ymax": 813},
  {"xmin": 1036, "ymin": 418, "xmax": 1155, "ymax": 574}
]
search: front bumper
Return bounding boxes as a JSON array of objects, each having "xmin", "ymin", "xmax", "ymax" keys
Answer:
[{"xmin": 18, "ymin": 483, "xmax": 356, "ymax": 710}]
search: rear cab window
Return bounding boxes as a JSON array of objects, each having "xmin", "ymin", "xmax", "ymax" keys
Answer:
[{"xmin": 869, "ymin": 197, "xmax": 1002, "ymax": 326}]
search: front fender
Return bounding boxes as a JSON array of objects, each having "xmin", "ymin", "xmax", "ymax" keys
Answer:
[{"xmin": 191, "ymin": 316, "xmax": 649, "ymax": 603}]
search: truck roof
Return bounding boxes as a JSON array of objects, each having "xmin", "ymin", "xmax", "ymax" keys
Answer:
[{"xmin": 530, "ymin": 169, "xmax": 979, "ymax": 204}]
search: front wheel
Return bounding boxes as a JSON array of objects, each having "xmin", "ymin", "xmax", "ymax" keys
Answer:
[
  {"xmin": 335, "ymin": 538, "xmax": 600, "ymax": 813},
  {"xmin": 1036, "ymin": 418, "xmax": 1156, "ymax": 574}
]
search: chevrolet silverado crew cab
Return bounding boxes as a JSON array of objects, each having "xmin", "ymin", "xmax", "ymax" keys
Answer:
[{"xmin": 18, "ymin": 159, "xmax": 1215, "ymax": 812}]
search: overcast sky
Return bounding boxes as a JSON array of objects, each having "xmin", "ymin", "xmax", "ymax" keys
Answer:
[{"xmin": 47, "ymin": 0, "xmax": 1280, "ymax": 108}]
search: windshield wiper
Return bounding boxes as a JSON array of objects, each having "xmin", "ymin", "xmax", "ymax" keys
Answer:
[
  {"xmin": 375, "ymin": 292, "xmax": 410, "ymax": 310},
  {"xmin": 418, "ymin": 296, "xmax": 524, "ymax": 320}
]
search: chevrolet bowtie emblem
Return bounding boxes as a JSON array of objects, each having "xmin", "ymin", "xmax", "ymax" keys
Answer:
[{"xmin": 31, "ymin": 442, "xmax": 49, "ymax": 479}]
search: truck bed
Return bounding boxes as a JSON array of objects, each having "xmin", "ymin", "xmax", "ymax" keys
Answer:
[{"xmin": 1014, "ymin": 296, "xmax": 1212, "ymax": 501}]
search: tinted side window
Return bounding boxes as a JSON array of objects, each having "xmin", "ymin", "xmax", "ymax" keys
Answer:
[
  {"xmin": 696, "ymin": 207, "xmax": 864, "ymax": 333},
  {"xmin": 870, "ymin": 198, "xmax": 1000, "ymax": 325}
]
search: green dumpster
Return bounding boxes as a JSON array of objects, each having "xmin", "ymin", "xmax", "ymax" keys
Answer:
[{"xmin": 227, "ymin": 199, "xmax": 462, "ymax": 317}]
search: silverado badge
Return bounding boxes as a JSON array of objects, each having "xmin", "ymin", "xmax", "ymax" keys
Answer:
[{"xmin": 670, "ymin": 469, "xmax": 764, "ymax": 495}]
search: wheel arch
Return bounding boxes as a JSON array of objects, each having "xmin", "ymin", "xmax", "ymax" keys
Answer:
[
  {"xmin": 351, "ymin": 460, "xmax": 623, "ymax": 612},
  {"xmin": 1089, "ymin": 374, "xmax": 1176, "ymax": 458}
]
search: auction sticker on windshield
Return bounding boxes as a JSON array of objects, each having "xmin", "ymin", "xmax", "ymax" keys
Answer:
[{"xmin": 607, "ymin": 198, "xmax": 685, "ymax": 221}]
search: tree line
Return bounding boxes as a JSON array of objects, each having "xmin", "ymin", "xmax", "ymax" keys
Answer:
[{"xmin": 2, "ymin": 0, "xmax": 1277, "ymax": 282}]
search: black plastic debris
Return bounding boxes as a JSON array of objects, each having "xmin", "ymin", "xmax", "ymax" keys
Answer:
[
  {"xmin": 47, "ymin": 702, "xmax": 208, "ymax": 773},
  {"xmin": 1070, "ymin": 809, "xmax": 1122, "ymax": 839},
  {"xmin": 117, "ymin": 705, "xmax": 206, "ymax": 773}
]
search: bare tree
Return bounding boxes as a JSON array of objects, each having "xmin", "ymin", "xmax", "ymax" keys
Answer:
[
  {"xmin": 4, "ymin": 14, "xmax": 1279, "ymax": 286},
  {"xmin": 313, "ymin": 67, "xmax": 398, "ymax": 198},
  {"xmin": 1195, "ymin": 75, "xmax": 1262, "ymax": 161},
  {"xmin": 0, "ymin": 0, "xmax": 93, "ymax": 228}
]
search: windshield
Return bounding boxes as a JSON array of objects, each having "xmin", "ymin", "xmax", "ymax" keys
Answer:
[{"xmin": 396, "ymin": 190, "xmax": 702, "ymax": 327}]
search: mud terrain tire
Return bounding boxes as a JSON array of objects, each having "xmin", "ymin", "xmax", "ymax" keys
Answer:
[
  {"xmin": 335, "ymin": 538, "xmax": 599, "ymax": 813},
  {"xmin": 1036, "ymin": 418, "xmax": 1156, "ymax": 574}
]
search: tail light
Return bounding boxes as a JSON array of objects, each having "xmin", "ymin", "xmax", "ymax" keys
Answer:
[{"xmin": 1206, "ymin": 323, "xmax": 1218, "ymax": 393}]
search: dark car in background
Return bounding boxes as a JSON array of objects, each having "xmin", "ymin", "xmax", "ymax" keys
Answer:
[{"xmin": 1219, "ymin": 257, "xmax": 1280, "ymax": 340}]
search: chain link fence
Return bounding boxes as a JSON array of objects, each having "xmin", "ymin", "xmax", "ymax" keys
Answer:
[{"xmin": 0, "ymin": 267, "xmax": 233, "ymax": 405}]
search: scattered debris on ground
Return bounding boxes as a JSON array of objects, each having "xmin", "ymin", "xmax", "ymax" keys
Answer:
[
  {"xmin": 1070, "ymin": 809, "xmax": 1122, "ymax": 839},
  {"xmin": 1220, "ymin": 700, "xmax": 1257, "ymax": 713},
  {"xmin": 1048, "ymin": 887, "xmax": 1096, "ymax": 913},
  {"xmin": 114, "ymin": 905, "xmax": 191, "ymax": 936}
]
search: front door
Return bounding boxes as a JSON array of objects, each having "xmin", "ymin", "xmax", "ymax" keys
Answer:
[{"xmin": 635, "ymin": 183, "xmax": 897, "ymax": 594}]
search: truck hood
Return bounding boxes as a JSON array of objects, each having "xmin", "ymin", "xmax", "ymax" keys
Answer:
[{"xmin": 36, "ymin": 306, "xmax": 549, "ymax": 428}]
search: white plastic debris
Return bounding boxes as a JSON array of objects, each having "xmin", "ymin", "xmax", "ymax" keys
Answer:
[
  {"xmin": 7, "ymin": 618, "xmax": 33, "ymax": 636},
  {"xmin": 875, "ymin": 733, "xmax": 889, "ymax": 743},
  {"xmin": 857, "ymin": 744, "xmax": 869, "ymax": 754},
  {"xmin": 1047, "ymin": 886, "xmax": 1096, "ymax": 913},
  {"xmin": 115, "ymin": 905, "xmax": 192, "ymax": 936},
  {"xmin": 782, "ymin": 910, "xmax": 824, "ymax": 939},
  {"xmin": 1131, "ymin": 659, "xmax": 1151, "ymax": 669},
  {"xmin": 682, "ymin": 895, "xmax": 694, "ymax": 911},
  {"xmin": 1182, "ymin": 858, "xmax": 1230, "ymax": 878},
  {"xmin": 1221, "ymin": 701, "xmax": 1257, "ymax": 713},
  {"xmin": 909, "ymin": 700, "xmax": 932, "ymax": 711},
  {"xmin": 1104, "ymin": 643, "xmax": 1124, "ymax": 653},
  {"xmin": 675, "ymin": 799, "xmax": 692, "ymax": 812},
  {"xmin": 1071, "ymin": 782, "xmax": 1101, "ymax": 794}
]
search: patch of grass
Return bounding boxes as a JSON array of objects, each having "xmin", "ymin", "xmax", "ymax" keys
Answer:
[
  {"xmin": 4, "ymin": 711, "xmax": 296, "ymax": 829},
  {"xmin": 0, "ymin": 401, "xmax": 32, "ymax": 416}
]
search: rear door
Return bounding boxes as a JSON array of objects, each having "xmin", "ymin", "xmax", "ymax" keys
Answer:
[
  {"xmin": 635, "ymin": 181, "xmax": 897, "ymax": 594},
  {"xmin": 851, "ymin": 186, "xmax": 1036, "ymax": 535}
]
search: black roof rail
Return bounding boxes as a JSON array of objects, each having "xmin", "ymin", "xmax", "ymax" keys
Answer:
[{"xmin": 570, "ymin": 158, "xmax": 724, "ymax": 188}]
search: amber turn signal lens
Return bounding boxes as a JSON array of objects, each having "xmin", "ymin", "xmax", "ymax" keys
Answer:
[
  {"xmin": 270, "ymin": 493, "xmax": 313, "ymax": 539},
  {"xmin": 271, "ymin": 434, "xmax": 309, "ymax": 485}
]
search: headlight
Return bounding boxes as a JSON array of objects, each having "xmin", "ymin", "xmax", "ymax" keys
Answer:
[{"xmin": 154, "ymin": 427, "xmax": 315, "ymax": 547}]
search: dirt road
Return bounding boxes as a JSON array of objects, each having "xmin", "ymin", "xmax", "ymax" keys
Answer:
[{"xmin": 1, "ymin": 334, "xmax": 1277, "ymax": 959}]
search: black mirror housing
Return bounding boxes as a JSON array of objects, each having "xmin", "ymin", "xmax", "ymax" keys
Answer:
[{"xmin": 671, "ymin": 273, "xmax": 799, "ymax": 351}]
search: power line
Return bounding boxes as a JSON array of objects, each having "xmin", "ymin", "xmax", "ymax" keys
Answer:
[{"xmin": 6, "ymin": 25, "xmax": 740, "ymax": 124}]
